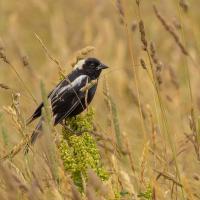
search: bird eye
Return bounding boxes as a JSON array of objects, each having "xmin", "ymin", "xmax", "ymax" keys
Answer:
[{"xmin": 90, "ymin": 63, "xmax": 95, "ymax": 68}]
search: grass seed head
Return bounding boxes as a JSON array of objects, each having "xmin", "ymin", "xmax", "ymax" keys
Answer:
[{"xmin": 139, "ymin": 20, "xmax": 148, "ymax": 51}]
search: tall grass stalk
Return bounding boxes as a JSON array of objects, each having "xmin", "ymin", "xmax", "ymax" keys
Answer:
[
  {"xmin": 136, "ymin": 2, "xmax": 185, "ymax": 199},
  {"xmin": 115, "ymin": 0, "xmax": 147, "ymax": 142},
  {"xmin": 40, "ymin": 81, "xmax": 59, "ymax": 184}
]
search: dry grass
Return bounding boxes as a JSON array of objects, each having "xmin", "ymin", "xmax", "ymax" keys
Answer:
[{"xmin": 0, "ymin": 0, "xmax": 200, "ymax": 199}]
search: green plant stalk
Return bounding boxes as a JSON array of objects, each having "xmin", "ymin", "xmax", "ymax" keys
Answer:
[
  {"xmin": 40, "ymin": 81, "xmax": 59, "ymax": 184},
  {"xmin": 1, "ymin": 127, "xmax": 9, "ymax": 147},
  {"xmin": 107, "ymin": 95, "xmax": 122, "ymax": 152},
  {"xmin": 0, "ymin": 113, "xmax": 9, "ymax": 147}
]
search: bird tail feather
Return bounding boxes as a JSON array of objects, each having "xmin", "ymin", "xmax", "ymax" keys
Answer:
[
  {"xmin": 24, "ymin": 118, "xmax": 43, "ymax": 154},
  {"xmin": 30, "ymin": 118, "xmax": 43, "ymax": 144}
]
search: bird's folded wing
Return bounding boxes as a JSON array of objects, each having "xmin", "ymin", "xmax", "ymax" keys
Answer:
[
  {"xmin": 51, "ymin": 75, "xmax": 89, "ymax": 106},
  {"xmin": 27, "ymin": 75, "xmax": 89, "ymax": 125},
  {"xmin": 51, "ymin": 75, "xmax": 90, "ymax": 125}
]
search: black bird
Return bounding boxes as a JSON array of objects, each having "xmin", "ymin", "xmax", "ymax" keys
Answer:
[{"xmin": 27, "ymin": 57, "xmax": 108, "ymax": 145}]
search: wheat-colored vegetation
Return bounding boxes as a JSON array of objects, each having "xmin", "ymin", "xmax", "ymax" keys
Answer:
[{"xmin": 0, "ymin": 0, "xmax": 200, "ymax": 199}]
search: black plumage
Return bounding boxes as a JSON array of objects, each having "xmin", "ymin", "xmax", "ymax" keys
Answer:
[{"xmin": 27, "ymin": 57, "xmax": 108, "ymax": 145}]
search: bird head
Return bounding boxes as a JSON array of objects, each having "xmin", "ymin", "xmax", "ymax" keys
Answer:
[{"xmin": 73, "ymin": 57, "xmax": 108, "ymax": 79}]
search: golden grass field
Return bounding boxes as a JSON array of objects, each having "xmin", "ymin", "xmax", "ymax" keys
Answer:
[{"xmin": 0, "ymin": 0, "xmax": 200, "ymax": 199}]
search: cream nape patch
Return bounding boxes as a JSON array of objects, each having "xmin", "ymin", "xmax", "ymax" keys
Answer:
[{"xmin": 73, "ymin": 59, "xmax": 85, "ymax": 70}]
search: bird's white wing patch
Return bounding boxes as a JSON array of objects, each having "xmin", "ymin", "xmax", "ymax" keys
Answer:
[
  {"xmin": 73, "ymin": 59, "xmax": 85, "ymax": 70},
  {"xmin": 57, "ymin": 75, "xmax": 88, "ymax": 95}
]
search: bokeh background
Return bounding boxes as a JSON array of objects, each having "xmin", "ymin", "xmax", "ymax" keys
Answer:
[{"xmin": 0, "ymin": 0, "xmax": 200, "ymax": 199}]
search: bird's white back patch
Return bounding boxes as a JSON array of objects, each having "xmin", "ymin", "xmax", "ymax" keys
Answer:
[
  {"xmin": 57, "ymin": 75, "xmax": 88, "ymax": 95},
  {"xmin": 70, "ymin": 75, "xmax": 88, "ymax": 88},
  {"xmin": 73, "ymin": 59, "xmax": 85, "ymax": 70}
]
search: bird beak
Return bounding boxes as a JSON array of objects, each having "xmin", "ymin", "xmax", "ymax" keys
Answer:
[{"xmin": 98, "ymin": 63, "xmax": 109, "ymax": 70}]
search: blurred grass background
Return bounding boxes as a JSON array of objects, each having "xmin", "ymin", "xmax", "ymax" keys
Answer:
[{"xmin": 0, "ymin": 0, "xmax": 200, "ymax": 199}]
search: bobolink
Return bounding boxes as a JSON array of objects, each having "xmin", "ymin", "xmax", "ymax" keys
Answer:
[{"xmin": 27, "ymin": 57, "xmax": 108, "ymax": 145}]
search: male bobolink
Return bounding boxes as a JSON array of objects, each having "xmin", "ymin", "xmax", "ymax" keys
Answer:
[{"xmin": 27, "ymin": 57, "xmax": 108, "ymax": 145}]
